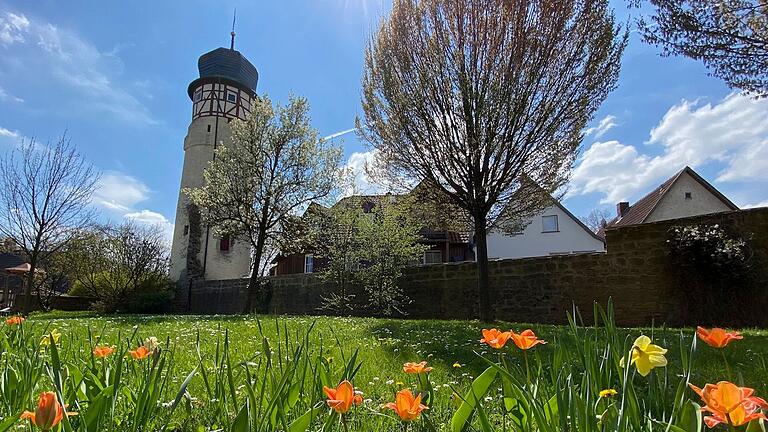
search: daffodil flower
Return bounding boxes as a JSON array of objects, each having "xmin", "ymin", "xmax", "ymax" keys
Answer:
[
  {"xmin": 40, "ymin": 330, "xmax": 61, "ymax": 347},
  {"xmin": 620, "ymin": 335, "xmax": 667, "ymax": 376}
]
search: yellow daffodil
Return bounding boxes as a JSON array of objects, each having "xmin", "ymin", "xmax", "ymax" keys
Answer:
[
  {"xmin": 599, "ymin": 389, "xmax": 618, "ymax": 398},
  {"xmin": 620, "ymin": 335, "xmax": 667, "ymax": 376},
  {"xmin": 40, "ymin": 330, "xmax": 61, "ymax": 347}
]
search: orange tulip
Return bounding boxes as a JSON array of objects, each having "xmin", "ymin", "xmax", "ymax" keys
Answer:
[
  {"xmin": 690, "ymin": 381, "xmax": 768, "ymax": 428},
  {"xmin": 20, "ymin": 391, "xmax": 76, "ymax": 431},
  {"xmin": 129, "ymin": 346, "xmax": 150, "ymax": 360},
  {"xmin": 510, "ymin": 329, "xmax": 547, "ymax": 350},
  {"xmin": 323, "ymin": 380, "xmax": 362, "ymax": 414},
  {"xmin": 480, "ymin": 329, "xmax": 512, "ymax": 349},
  {"xmin": 403, "ymin": 361, "xmax": 433, "ymax": 374},
  {"xmin": 93, "ymin": 346, "xmax": 114, "ymax": 358},
  {"xmin": 385, "ymin": 389, "xmax": 428, "ymax": 421},
  {"xmin": 696, "ymin": 327, "xmax": 743, "ymax": 349},
  {"xmin": 5, "ymin": 316, "xmax": 24, "ymax": 325}
]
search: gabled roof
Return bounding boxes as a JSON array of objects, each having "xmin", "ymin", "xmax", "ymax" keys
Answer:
[
  {"xmin": 605, "ymin": 166, "xmax": 739, "ymax": 229},
  {"xmin": 551, "ymin": 200, "xmax": 606, "ymax": 243}
]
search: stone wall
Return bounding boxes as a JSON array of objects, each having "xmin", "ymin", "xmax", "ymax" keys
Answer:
[{"xmin": 186, "ymin": 208, "xmax": 768, "ymax": 326}]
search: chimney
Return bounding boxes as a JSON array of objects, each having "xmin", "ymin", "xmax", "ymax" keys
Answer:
[{"xmin": 616, "ymin": 202, "xmax": 630, "ymax": 217}]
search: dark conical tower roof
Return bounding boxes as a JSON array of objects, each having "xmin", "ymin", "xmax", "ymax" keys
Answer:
[{"xmin": 187, "ymin": 47, "xmax": 259, "ymax": 98}]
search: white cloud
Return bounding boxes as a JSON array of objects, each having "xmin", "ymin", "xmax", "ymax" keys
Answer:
[
  {"xmin": 571, "ymin": 93, "xmax": 768, "ymax": 204},
  {"xmin": 743, "ymin": 200, "xmax": 768, "ymax": 209},
  {"xmin": 0, "ymin": 12, "xmax": 29, "ymax": 46},
  {"xmin": 584, "ymin": 115, "xmax": 617, "ymax": 139},
  {"xmin": 0, "ymin": 126, "xmax": 19, "ymax": 138},
  {"xmin": 0, "ymin": 11, "xmax": 155, "ymax": 124},
  {"xmin": 92, "ymin": 171, "xmax": 150, "ymax": 213},
  {"xmin": 0, "ymin": 86, "xmax": 23, "ymax": 103},
  {"xmin": 343, "ymin": 149, "xmax": 383, "ymax": 197},
  {"xmin": 124, "ymin": 210, "xmax": 174, "ymax": 244},
  {"xmin": 92, "ymin": 171, "xmax": 174, "ymax": 243}
]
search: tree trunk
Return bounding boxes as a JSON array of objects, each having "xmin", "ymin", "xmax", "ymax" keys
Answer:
[
  {"xmin": 244, "ymin": 228, "xmax": 268, "ymax": 314},
  {"xmin": 21, "ymin": 256, "xmax": 37, "ymax": 315},
  {"xmin": 474, "ymin": 216, "xmax": 494, "ymax": 322}
]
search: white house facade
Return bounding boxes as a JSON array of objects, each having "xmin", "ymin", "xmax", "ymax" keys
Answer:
[{"xmin": 486, "ymin": 202, "xmax": 605, "ymax": 260}]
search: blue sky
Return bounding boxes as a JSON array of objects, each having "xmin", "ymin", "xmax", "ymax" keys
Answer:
[{"xmin": 1, "ymin": 0, "xmax": 767, "ymax": 239}]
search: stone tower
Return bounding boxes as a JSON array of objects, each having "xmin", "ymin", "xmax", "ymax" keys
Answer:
[{"xmin": 169, "ymin": 43, "xmax": 257, "ymax": 287}]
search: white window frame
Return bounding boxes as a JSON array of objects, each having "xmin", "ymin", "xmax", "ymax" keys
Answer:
[
  {"xmin": 423, "ymin": 250, "xmax": 442, "ymax": 265},
  {"xmin": 542, "ymin": 215, "xmax": 559, "ymax": 233},
  {"xmin": 304, "ymin": 254, "xmax": 314, "ymax": 274}
]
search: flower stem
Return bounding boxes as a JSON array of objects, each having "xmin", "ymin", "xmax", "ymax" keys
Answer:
[
  {"xmin": 721, "ymin": 349, "xmax": 733, "ymax": 381},
  {"xmin": 342, "ymin": 415, "xmax": 350, "ymax": 432}
]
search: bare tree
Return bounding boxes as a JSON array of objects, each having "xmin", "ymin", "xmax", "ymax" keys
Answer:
[
  {"xmin": 68, "ymin": 222, "xmax": 170, "ymax": 312},
  {"xmin": 581, "ymin": 208, "xmax": 613, "ymax": 232},
  {"xmin": 0, "ymin": 136, "xmax": 98, "ymax": 314},
  {"xmin": 187, "ymin": 95, "xmax": 343, "ymax": 313},
  {"xmin": 633, "ymin": 0, "xmax": 768, "ymax": 97},
  {"xmin": 359, "ymin": 0, "xmax": 627, "ymax": 320}
]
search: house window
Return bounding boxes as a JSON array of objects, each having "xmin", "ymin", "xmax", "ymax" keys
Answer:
[
  {"xmin": 542, "ymin": 215, "xmax": 559, "ymax": 232},
  {"xmin": 304, "ymin": 254, "xmax": 314, "ymax": 273},
  {"xmin": 423, "ymin": 250, "xmax": 442, "ymax": 265},
  {"xmin": 685, "ymin": 192, "xmax": 692, "ymax": 200},
  {"xmin": 183, "ymin": 225, "xmax": 189, "ymax": 236},
  {"xmin": 227, "ymin": 93, "xmax": 237, "ymax": 102},
  {"xmin": 219, "ymin": 235, "xmax": 231, "ymax": 252}
]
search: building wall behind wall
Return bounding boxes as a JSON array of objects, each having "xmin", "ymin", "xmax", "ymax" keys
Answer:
[
  {"xmin": 486, "ymin": 204, "xmax": 605, "ymax": 260},
  {"xmin": 186, "ymin": 208, "xmax": 768, "ymax": 326}
]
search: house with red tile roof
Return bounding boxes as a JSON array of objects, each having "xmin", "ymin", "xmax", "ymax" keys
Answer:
[{"xmin": 600, "ymin": 166, "xmax": 739, "ymax": 235}]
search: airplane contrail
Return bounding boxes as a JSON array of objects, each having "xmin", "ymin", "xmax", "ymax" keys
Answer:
[{"xmin": 320, "ymin": 127, "xmax": 357, "ymax": 142}]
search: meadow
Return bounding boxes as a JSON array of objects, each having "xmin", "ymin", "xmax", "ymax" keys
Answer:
[{"xmin": 3, "ymin": 305, "xmax": 767, "ymax": 431}]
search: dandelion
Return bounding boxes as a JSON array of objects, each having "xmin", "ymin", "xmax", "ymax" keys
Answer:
[
  {"xmin": 5, "ymin": 316, "xmax": 24, "ymax": 326},
  {"xmin": 599, "ymin": 389, "xmax": 618, "ymax": 398},
  {"xmin": 323, "ymin": 380, "xmax": 362, "ymax": 414},
  {"xmin": 452, "ymin": 362, "xmax": 462, "ymax": 368},
  {"xmin": 20, "ymin": 392, "xmax": 76, "ymax": 431},
  {"xmin": 620, "ymin": 335, "xmax": 667, "ymax": 377},
  {"xmin": 696, "ymin": 327, "xmax": 743, "ymax": 348},
  {"xmin": 93, "ymin": 346, "xmax": 114, "ymax": 358},
  {"xmin": 510, "ymin": 329, "xmax": 547, "ymax": 350},
  {"xmin": 403, "ymin": 361, "xmax": 432, "ymax": 374},
  {"xmin": 690, "ymin": 381, "xmax": 768, "ymax": 428},
  {"xmin": 385, "ymin": 389, "xmax": 428, "ymax": 421},
  {"xmin": 480, "ymin": 329, "xmax": 512, "ymax": 349}
]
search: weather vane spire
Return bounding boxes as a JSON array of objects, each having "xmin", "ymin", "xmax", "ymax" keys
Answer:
[{"xmin": 230, "ymin": 9, "xmax": 237, "ymax": 50}]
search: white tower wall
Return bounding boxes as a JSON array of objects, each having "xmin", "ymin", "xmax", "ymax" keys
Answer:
[{"xmin": 170, "ymin": 78, "xmax": 256, "ymax": 283}]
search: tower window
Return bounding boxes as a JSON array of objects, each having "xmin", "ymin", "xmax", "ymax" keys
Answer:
[
  {"xmin": 685, "ymin": 192, "xmax": 692, "ymax": 200},
  {"xmin": 194, "ymin": 91, "xmax": 202, "ymax": 102},
  {"xmin": 219, "ymin": 235, "xmax": 231, "ymax": 252},
  {"xmin": 207, "ymin": 124, "xmax": 211, "ymax": 133},
  {"xmin": 227, "ymin": 93, "xmax": 237, "ymax": 102},
  {"xmin": 183, "ymin": 225, "xmax": 189, "ymax": 236},
  {"xmin": 304, "ymin": 254, "xmax": 314, "ymax": 273}
]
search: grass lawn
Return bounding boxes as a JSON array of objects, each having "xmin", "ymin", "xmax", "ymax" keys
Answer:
[{"xmin": 8, "ymin": 311, "xmax": 768, "ymax": 431}]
